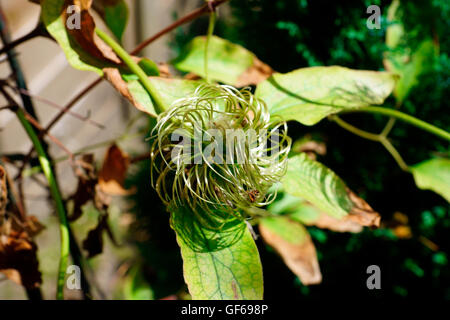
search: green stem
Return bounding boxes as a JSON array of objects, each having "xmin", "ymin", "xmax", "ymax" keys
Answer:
[
  {"xmin": 379, "ymin": 136, "xmax": 409, "ymax": 172},
  {"xmin": 342, "ymin": 106, "xmax": 450, "ymax": 141},
  {"xmin": 95, "ymin": 28, "xmax": 167, "ymax": 114},
  {"xmin": 331, "ymin": 115, "xmax": 380, "ymax": 141},
  {"xmin": 16, "ymin": 108, "xmax": 69, "ymax": 300},
  {"xmin": 331, "ymin": 115, "xmax": 410, "ymax": 172}
]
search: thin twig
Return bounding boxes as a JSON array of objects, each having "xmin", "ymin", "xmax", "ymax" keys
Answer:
[
  {"xmin": 43, "ymin": 78, "xmax": 103, "ymax": 134},
  {"xmin": 0, "ymin": 24, "xmax": 47, "ymax": 56},
  {"xmin": 340, "ymin": 106, "xmax": 450, "ymax": 141},
  {"xmin": 0, "ymin": 86, "xmax": 74, "ymax": 162},
  {"xmin": 131, "ymin": 0, "xmax": 227, "ymax": 55},
  {"xmin": 331, "ymin": 115, "xmax": 409, "ymax": 172},
  {"xmin": 379, "ymin": 136, "xmax": 409, "ymax": 172},
  {"xmin": 21, "ymin": 109, "xmax": 75, "ymax": 162},
  {"xmin": 331, "ymin": 115, "xmax": 380, "ymax": 141},
  {"xmin": 17, "ymin": 78, "xmax": 102, "ymax": 178},
  {"xmin": 16, "ymin": 88, "xmax": 105, "ymax": 129},
  {"xmin": 380, "ymin": 100, "xmax": 402, "ymax": 137}
]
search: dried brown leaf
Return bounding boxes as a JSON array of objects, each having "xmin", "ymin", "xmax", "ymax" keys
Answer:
[
  {"xmin": 307, "ymin": 211, "xmax": 363, "ymax": 233},
  {"xmin": 0, "ymin": 230, "xmax": 42, "ymax": 289},
  {"xmin": 235, "ymin": 58, "xmax": 274, "ymax": 87},
  {"xmin": 98, "ymin": 144, "xmax": 135, "ymax": 195},
  {"xmin": 68, "ymin": 154, "xmax": 98, "ymax": 221},
  {"xmin": 259, "ymin": 222, "xmax": 322, "ymax": 285},
  {"xmin": 11, "ymin": 216, "xmax": 46, "ymax": 238},
  {"xmin": 103, "ymin": 68, "xmax": 149, "ymax": 113},
  {"xmin": 82, "ymin": 213, "xmax": 116, "ymax": 258},
  {"xmin": 63, "ymin": 0, "xmax": 121, "ymax": 64},
  {"xmin": 347, "ymin": 189, "xmax": 381, "ymax": 227}
]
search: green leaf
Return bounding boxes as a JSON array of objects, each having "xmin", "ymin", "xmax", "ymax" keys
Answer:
[
  {"xmin": 93, "ymin": 0, "xmax": 129, "ymax": 41},
  {"xmin": 411, "ymin": 158, "xmax": 450, "ymax": 202},
  {"xmin": 281, "ymin": 153, "xmax": 379, "ymax": 222},
  {"xmin": 384, "ymin": 0, "xmax": 439, "ymax": 103},
  {"xmin": 255, "ymin": 66, "xmax": 397, "ymax": 125},
  {"xmin": 176, "ymin": 224, "xmax": 263, "ymax": 300},
  {"xmin": 147, "ymin": 78, "xmax": 205, "ymax": 109},
  {"xmin": 126, "ymin": 78, "xmax": 205, "ymax": 116},
  {"xmin": 170, "ymin": 205, "xmax": 262, "ymax": 300},
  {"xmin": 172, "ymin": 36, "xmax": 272, "ymax": 87}
]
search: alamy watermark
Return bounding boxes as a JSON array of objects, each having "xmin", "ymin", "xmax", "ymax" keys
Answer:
[
  {"xmin": 66, "ymin": 265, "xmax": 81, "ymax": 290},
  {"xmin": 366, "ymin": 5, "xmax": 381, "ymax": 30},
  {"xmin": 366, "ymin": 264, "xmax": 381, "ymax": 289},
  {"xmin": 66, "ymin": 5, "xmax": 81, "ymax": 30}
]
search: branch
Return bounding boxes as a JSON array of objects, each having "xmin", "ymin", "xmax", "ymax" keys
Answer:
[
  {"xmin": 17, "ymin": 87, "xmax": 105, "ymax": 129},
  {"xmin": 0, "ymin": 23, "xmax": 47, "ymax": 56},
  {"xmin": 131, "ymin": 0, "xmax": 228, "ymax": 55},
  {"xmin": 330, "ymin": 115, "xmax": 410, "ymax": 172},
  {"xmin": 0, "ymin": 86, "xmax": 74, "ymax": 162},
  {"xmin": 340, "ymin": 106, "xmax": 450, "ymax": 141}
]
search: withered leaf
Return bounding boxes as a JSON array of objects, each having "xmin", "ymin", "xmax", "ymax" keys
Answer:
[
  {"xmin": 259, "ymin": 217, "xmax": 322, "ymax": 285},
  {"xmin": 307, "ymin": 211, "xmax": 363, "ymax": 233},
  {"xmin": 0, "ymin": 230, "xmax": 42, "ymax": 289},
  {"xmin": 63, "ymin": 0, "xmax": 121, "ymax": 64},
  {"xmin": 103, "ymin": 68, "xmax": 149, "ymax": 114},
  {"xmin": 11, "ymin": 216, "xmax": 46, "ymax": 238},
  {"xmin": 235, "ymin": 57, "xmax": 274, "ymax": 87},
  {"xmin": 98, "ymin": 144, "xmax": 135, "ymax": 195},
  {"xmin": 68, "ymin": 154, "xmax": 98, "ymax": 221},
  {"xmin": 347, "ymin": 189, "xmax": 381, "ymax": 227},
  {"xmin": 82, "ymin": 213, "xmax": 116, "ymax": 258}
]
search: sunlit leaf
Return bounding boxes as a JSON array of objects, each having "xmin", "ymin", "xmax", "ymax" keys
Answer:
[
  {"xmin": 121, "ymin": 77, "xmax": 205, "ymax": 116},
  {"xmin": 259, "ymin": 216, "xmax": 321, "ymax": 285},
  {"xmin": 170, "ymin": 204, "xmax": 261, "ymax": 300},
  {"xmin": 176, "ymin": 222, "xmax": 263, "ymax": 300},
  {"xmin": 172, "ymin": 36, "xmax": 273, "ymax": 87},
  {"xmin": 255, "ymin": 66, "xmax": 397, "ymax": 125},
  {"xmin": 281, "ymin": 153, "xmax": 380, "ymax": 225},
  {"xmin": 411, "ymin": 158, "xmax": 450, "ymax": 202}
]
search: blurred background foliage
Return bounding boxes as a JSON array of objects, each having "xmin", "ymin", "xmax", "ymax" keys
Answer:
[{"xmin": 126, "ymin": 0, "xmax": 449, "ymax": 299}]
